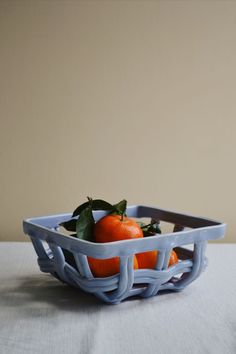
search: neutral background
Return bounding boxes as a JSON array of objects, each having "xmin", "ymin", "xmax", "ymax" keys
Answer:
[{"xmin": 0, "ymin": 0, "xmax": 235, "ymax": 242}]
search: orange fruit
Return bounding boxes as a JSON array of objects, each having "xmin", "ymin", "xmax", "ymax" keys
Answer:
[
  {"xmin": 136, "ymin": 250, "xmax": 158, "ymax": 269},
  {"xmin": 94, "ymin": 214, "xmax": 143, "ymax": 243},
  {"xmin": 136, "ymin": 249, "xmax": 178, "ymax": 269},
  {"xmin": 88, "ymin": 255, "xmax": 138, "ymax": 277},
  {"xmin": 169, "ymin": 250, "xmax": 179, "ymax": 266},
  {"xmin": 87, "ymin": 214, "xmax": 143, "ymax": 277}
]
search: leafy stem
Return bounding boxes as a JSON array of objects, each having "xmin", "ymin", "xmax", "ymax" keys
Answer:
[
  {"xmin": 60, "ymin": 197, "xmax": 128, "ymax": 240},
  {"xmin": 60, "ymin": 197, "xmax": 162, "ymax": 240},
  {"xmin": 140, "ymin": 220, "xmax": 158, "ymax": 229}
]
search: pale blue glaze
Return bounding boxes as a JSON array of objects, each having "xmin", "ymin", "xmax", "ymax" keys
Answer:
[{"xmin": 23, "ymin": 205, "xmax": 226, "ymax": 304}]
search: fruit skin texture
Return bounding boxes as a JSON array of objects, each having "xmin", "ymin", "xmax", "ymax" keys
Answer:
[
  {"xmin": 94, "ymin": 214, "xmax": 143, "ymax": 243},
  {"xmin": 88, "ymin": 256, "xmax": 138, "ymax": 277},
  {"xmin": 136, "ymin": 250, "xmax": 178, "ymax": 269},
  {"xmin": 88, "ymin": 214, "xmax": 143, "ymax": 277}
]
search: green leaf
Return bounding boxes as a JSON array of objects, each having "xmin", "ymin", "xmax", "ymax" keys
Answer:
[
  {"xmin": 64, "ymin": 198, "xmax": 127, "ymax": 238},
  {"xmin": 72, "ymin": 201, "xmax": 90, "ymax": 217},
  {"xmin": 153, "ymin": 224, "xmax": 161, "ymax": 234},
  {"xmin": 136, "ymin": 221, "xmax": 146, "ymax": 228},
  {"xmin": 91, "ymin": 199, "xmax": 113, "ymax": 211},
  {"xmin": 59, "ymin": 219, "xmax": 77, "ymax": 232},
  {"xmin": 72, "ymin": 198, "xmax": 113, "ymax": 217},
  {"xmin": 112, "ymin": 199, "xmax": 127, "ymax": 215},
  {"xmin": 141, "ymin": 220, "xmax": 162, "ymax": 236},
  {"xmin": 76, "ymin": 207, "xmax": 95, "ymax": 241}
]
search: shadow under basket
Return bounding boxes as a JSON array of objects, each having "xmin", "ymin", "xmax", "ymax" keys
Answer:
[{"xmin": 23, "ymin": 205, "xmax": 226, "ymax": 304}]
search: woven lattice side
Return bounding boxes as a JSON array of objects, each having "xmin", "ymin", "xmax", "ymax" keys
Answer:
[{"xmin": 31, "ymin": 237, "xmax": 207, "ymax": 304}]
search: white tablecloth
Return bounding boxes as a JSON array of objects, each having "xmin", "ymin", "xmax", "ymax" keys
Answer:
[{"xmin": 0, "ymin": 242, "xmax": 235, "ymax": 354}]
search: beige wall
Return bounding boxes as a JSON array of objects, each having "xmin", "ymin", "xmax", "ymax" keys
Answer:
[{"xmin": 0, "ymin": 0, "xmax": 235, "ymax": 242}]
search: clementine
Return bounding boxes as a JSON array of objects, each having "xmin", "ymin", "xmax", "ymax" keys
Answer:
[
  {"xmin": 87, "ymin": 214, "xmax": 143, "ymax": 277},
  {"xmin": 94, "ymin": 214, "xmax": 143, "ymax": 243},
  {"xmin": 88, "ymin": 255, "xmax": 138, "ymax": 277},
  {"xmin": 136, "ymin": 249, "xmax": 178, "ymax": 269}
]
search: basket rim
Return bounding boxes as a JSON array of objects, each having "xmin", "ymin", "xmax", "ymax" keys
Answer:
[{"xmin": 23, "ymin": 204, "xmax": 226, "ymax": 258}]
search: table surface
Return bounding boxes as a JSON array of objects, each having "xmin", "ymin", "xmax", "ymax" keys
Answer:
[{"xmin": 0, "ymin": 242, "xmax": 235, "ymax": 354}]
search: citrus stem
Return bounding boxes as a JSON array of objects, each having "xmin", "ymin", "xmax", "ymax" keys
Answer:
[{"xmin": 87, "ymin": 196, "xmax": 93, "ymax": 208}]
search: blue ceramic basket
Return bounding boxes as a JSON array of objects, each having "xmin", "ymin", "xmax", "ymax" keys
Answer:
[{"xmin": 23, "ymin": 205, "xmax": 226, "ymax": 304}]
